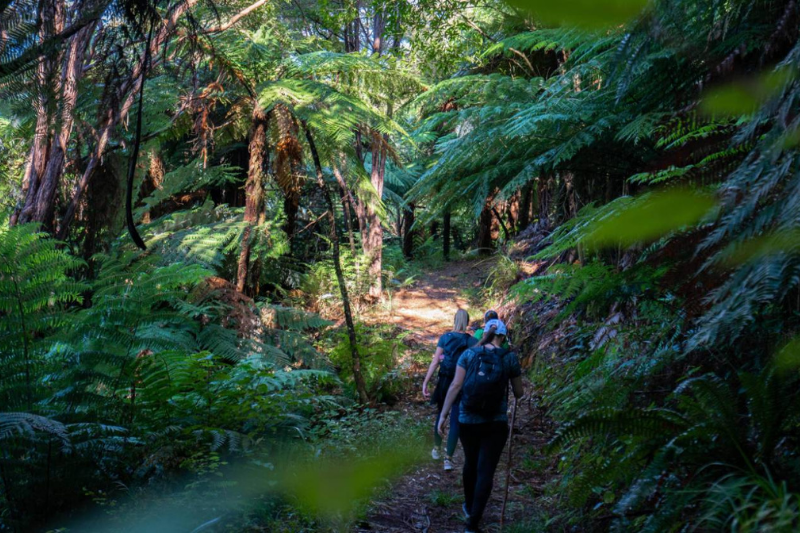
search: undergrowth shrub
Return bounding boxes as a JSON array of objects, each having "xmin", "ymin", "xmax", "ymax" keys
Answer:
[
  {"xmin": 326, "ymin": 323, "xmax": 412, "ymax": 403},
  {"xmin": 0, "ymin": 224, "xmax": 336, "ymax": 530}
]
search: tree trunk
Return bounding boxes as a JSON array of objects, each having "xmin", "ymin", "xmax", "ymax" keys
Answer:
[
  {"xmin": 236, "ymin": 107, "xmax": 270, "ymax": 294},
  {"xmin": 304, "ymin": 123, "xmax": 370, "ymax": 404},
  {"xmin": 537, "ymin": 175, "xmax": 553, "ymax": 230},
  {"xmin": 274, "ymin": 104, "xmax": 303, "ymax": 240},
  {"xmin": 492, "ymin": 206, "xmax": 510, "ymax": 242},
  {"xmin": 31, "ymin": 22, "xmax": 96, "ymax": 229},
  {"xmin": 366, "ymin": 133, "xmax": 386, "ymax": 299},
  {"xmin": 430, "ymin": 219, "xmax": 439, "ymax": 240},
  {"xmin": 339, "ymin": 185, "xmax": 357, "ymax": 255},
  {"xmin": 44, "ymin": 0, "xmax": 205, "ymax": 236},
  {"xmin": 333, "ymin": 163, "xmax": 368, "ymax": 249},
  {"xmin": 14, "ymin": 0, "xmax": 71, "ymax": 227},
  {"xmin": 343, "ymin": 1, "xmax": 361, "ymax": 53},
  {"xmin": 443, "ymin": 210, "xmax": 451, "ymax": 261},
  {"xmin": 371, "ymin": 6, "xmax": 385, "ymax": 55},
  {"xmin": 518, "ymin": 183, "xmax": 533, "ymax": 231},
  {"xmin": 563, "ymin": 172, "xmax": 584, "ymax": 263},
  {"xmin": 505, "ymin": 195, "xmax": 518, "ymax": 235},
  {"xmin": 478, "ymin": 198, "xmax": 494, "ymax": 255},
  {"xmin": 402, "ymin": 202, "xmax": 415, "ymax": 259},
  {"xmin": 564, "ymin": 172, "xmax": 579, "ymax": 220}
]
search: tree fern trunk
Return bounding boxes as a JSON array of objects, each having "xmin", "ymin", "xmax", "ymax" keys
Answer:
[{"xmin": 236, "ymin": 107, "xmax": 270, "ymax": 294}]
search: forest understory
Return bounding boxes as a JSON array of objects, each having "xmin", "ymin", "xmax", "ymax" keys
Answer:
[{"xmin": 4, "ymin": 0, "xmax": 800, "ymax": 531}]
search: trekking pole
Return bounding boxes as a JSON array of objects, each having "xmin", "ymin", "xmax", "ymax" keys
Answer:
[{"xmin": 499, "ymin": 396, "xmax": 518, "ymax": 532}]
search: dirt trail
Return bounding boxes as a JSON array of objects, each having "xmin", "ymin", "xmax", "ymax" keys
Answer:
[
  {"xmin": 385, "ymin": 260, "xmax": 484, "ymax": 343},
  {"xmin": 359, "ymin": 260, "xmax": 556, "ymax": 533}
]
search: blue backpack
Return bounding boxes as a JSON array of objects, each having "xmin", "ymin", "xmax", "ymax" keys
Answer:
[
  {"xmin": 439, "ymin": 333, "xmax": 476, "ymax": 378},
  {"xmin": 461, "ymin": 346, "xmax": 508, "ymax": 415}
]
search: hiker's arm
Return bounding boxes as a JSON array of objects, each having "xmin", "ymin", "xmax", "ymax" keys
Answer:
[
  {"xmin": 476, "ymin": 324, "xmax": 497, "ymax": 346},
  {"xmin": 422, "ymin": 347, "xmax": 444, "ymax": 399},
  {"xmin": 511, "ymin": 376, "xmax": 524, "ymax": 399},
  {"xmin": 437, "ymin": 366, "xmax": 465, "ymax": 437}
]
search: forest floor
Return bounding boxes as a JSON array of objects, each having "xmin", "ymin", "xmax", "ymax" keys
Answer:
[{"xmin": 357, "ymin": 259, "xmax": 559, "ymax": 533}]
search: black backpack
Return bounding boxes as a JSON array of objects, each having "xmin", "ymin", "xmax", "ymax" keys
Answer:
[
  {"xmin": 439, "ymin": 333, "xmax": 476, "ymax": 378},
  {"xmin": 461, "ymin": 346, "xmax": 508, "ymax": 415}
]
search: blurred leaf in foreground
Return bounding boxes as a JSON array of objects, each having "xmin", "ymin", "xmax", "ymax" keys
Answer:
[
  {"xmin": 775, "ymin": 336, "xmax": 800, "ymax": 374},
  {"xmin": 700, "ymin": 68, "xmax": 797, "ymax": 118},
  {"xmin": 505, "ymin": 0, "xmax": 648, "ymax": 29},
  {"xmin": 586, "ymin": 189, "xmax": 716, "ymax": 247},
  {"xmin": 280, "ymin": 446, "xmax": 422, "ymax": 519},
  {"xmin": 721, "ymin": 229, "xmax": 800, "ymax": 265}
]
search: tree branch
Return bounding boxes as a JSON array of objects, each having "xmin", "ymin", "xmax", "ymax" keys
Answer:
[{"xmin": 202, "ymin": 0, "xmax": 270, "ymax": 33}]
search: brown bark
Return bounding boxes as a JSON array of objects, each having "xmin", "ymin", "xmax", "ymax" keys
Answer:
[
  {"xmin": 492, "ymin": 206, "xmax": 510, "ymax": 242},
  {"xmin": 236, "ymin": 107, "xmax": 270, "ymax": 294},
  {"xmin": 26, "ymin": 21, "xmax": 96, "ymax": 228},
  {"xmin": 201, "ymin": 0, "xmax": 270, "ymax": 33},
  {"xmin": 274, "ymin": 104, "xmax": 303, "ymax": 239},
  {"xmin": 304, "ymin": 123, "xmax": 370, "ymax": 404},
  {"xmin": 30, "ymin": 0, "xmax": 263, "ymax": 236},
  {"xmin": 366, "ymin": 133, "xmax": 386, "ymax": 299},
  {"xmin": 537, "ymin": 175, "xmax": 553, "ymax": 230},
  {"xmin": 139, "ymin": 152, "xmax": 165, "ymax": 224},
  {"xmin": 14, "ymin": 0, "xmax": 66, "ymax": 226},
  {"xmin": 506, "ymin": 194, "xmax": 519, "ymax": 234},
  {"xmin": 371, "ymin": 6, "xmax": 385, "ymax": 55},
  {"xmin": 564, "ymin": 172, "xmax": 578, "ymax": 220},
  {"xmin": 478, "ymin": 197, "xmax": 494, "ymax": 255}
]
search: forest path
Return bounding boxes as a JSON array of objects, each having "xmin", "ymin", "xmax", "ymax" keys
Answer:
[
  {"xmin": 358, "ymin": 259, "xmax": 556, "ymax": 533},
  {"xmin": 382, "ymin": 259, "xmax": 486, "ymax": 344}
]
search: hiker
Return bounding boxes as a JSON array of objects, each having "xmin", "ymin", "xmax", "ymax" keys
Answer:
[
  {"xmin": 472, "ymin": 310, "xmax": 510, "ymax": 347},
  {"xmin": 422, "ymin": 309, "xmax": 478, "ymax": 471},
  {"xmin": 471, "ymin": 310, "xmax": 498, "ymax": 339},
  {"xmin": 437, "ymin": 319, "xmax": 524, "ymax": 533}
]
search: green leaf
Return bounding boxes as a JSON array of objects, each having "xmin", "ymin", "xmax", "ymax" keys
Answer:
[
  {"xmin": 505, "ymin": 0, "xmax": 648, "ymax": 29},
  {"xmin": 720, "ymin": 230, "xmax": 800, "ymax": 265},
  {"xmin": 700, "ymin": 69, "xmax": 796, "ymax": 118},
  {"xmin": 586, "ymin": 189, "xmax": 716, "ymax": 247},
  {"xmin": 775, "ymin": 337, "xmax": 800, "ymax": 374}
]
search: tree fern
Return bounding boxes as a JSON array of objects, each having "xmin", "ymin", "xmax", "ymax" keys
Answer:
[{"xmin": 0, "ymin": 224, "xmax": 85, "ymax": 410}]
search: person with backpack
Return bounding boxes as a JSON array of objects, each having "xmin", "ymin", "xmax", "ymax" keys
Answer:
[
  {"xmin": 472, "ymin": 309, "xmax": 509, "ymax": 348},
  {"xmin": 422, "ymin": 309, "xmax": 477, "ymax": 471},
  {"xmin": 437, "ymin": 319, "xmax": 524, "ymax": 533}
]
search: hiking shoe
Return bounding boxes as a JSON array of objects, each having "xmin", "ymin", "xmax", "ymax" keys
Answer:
[
  {"xmin": 443, "ymin": 458, "xmax": 454, "ymax": 471},
  {"xmin": 431, "ymin": 447, "xmax": 441, "ymax": 460}
]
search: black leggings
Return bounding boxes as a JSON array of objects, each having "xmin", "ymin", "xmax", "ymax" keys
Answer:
[{"xmin": 459, "ymin": 421, "xmax": 509, "ymax": 530}]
